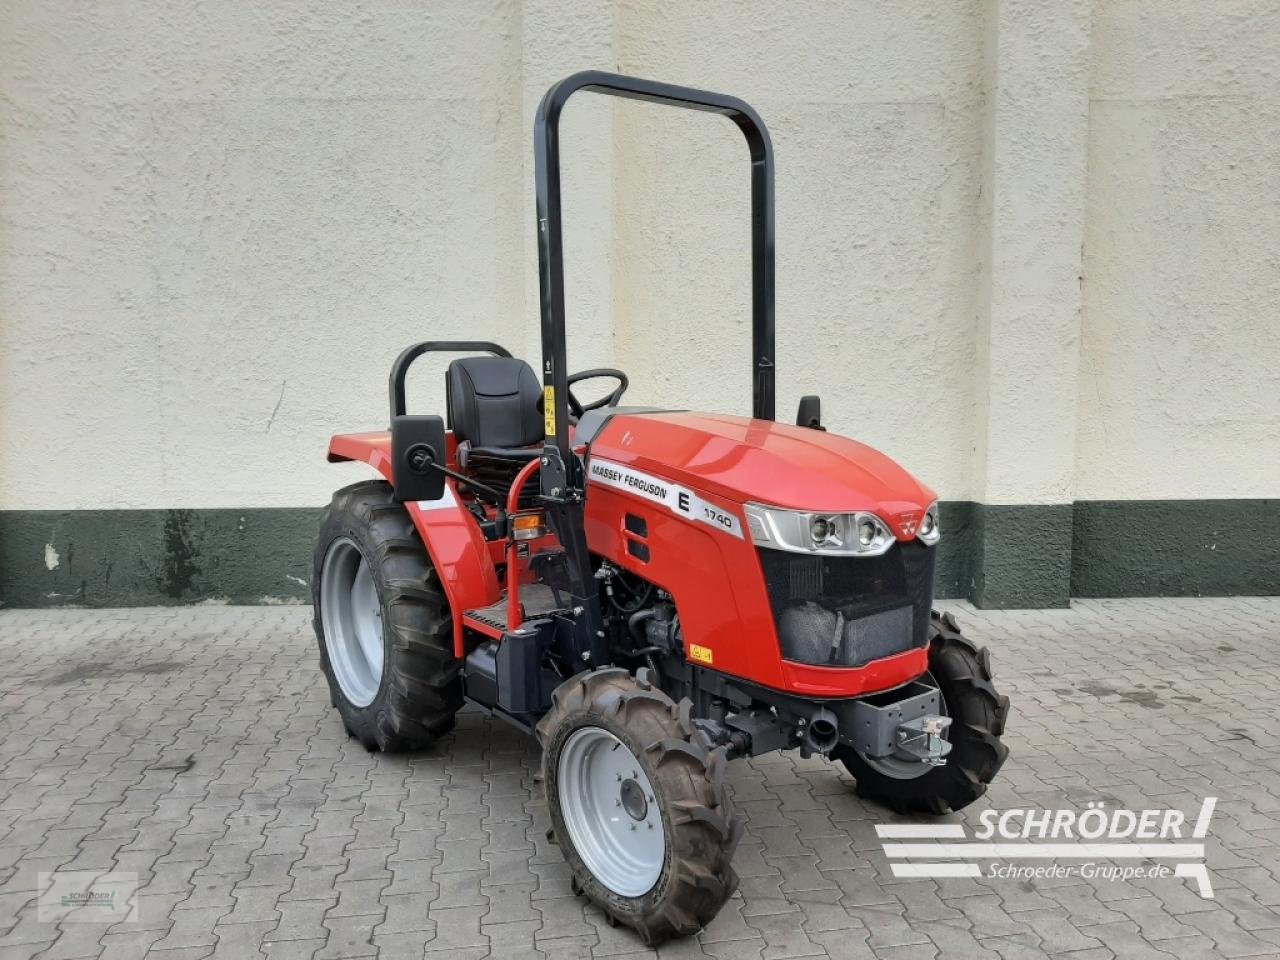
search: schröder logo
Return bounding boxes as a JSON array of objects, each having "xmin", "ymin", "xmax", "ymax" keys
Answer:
[{"xmin": 876, "ymin": 798, "xmax": 1216, "ymax": 898}]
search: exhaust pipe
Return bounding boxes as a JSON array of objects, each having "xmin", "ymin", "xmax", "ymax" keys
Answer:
[{"xmin": 804, "ymin": 707, "xmax": 840, "ymax": 754}]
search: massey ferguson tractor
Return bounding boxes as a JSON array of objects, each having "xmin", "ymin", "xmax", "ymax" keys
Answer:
[{"xmin": 313, "ymin": 71, "xmax": 1009, "ymax": 943}]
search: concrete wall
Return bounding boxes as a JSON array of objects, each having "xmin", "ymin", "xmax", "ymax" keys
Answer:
[{"xmin": 2, "ymin": 0, "xmax": 1277, "ymax": 607}]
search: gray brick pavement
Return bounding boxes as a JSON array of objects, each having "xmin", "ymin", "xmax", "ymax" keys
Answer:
[{"xmin": 1, "ymin": 598, "xmax": 1278, "ymax": 958}]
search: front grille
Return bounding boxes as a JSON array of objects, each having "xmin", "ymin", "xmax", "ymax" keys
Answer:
[{"xmin": 757, "ymin": 541, "xmax": 935, "ymax": 667}]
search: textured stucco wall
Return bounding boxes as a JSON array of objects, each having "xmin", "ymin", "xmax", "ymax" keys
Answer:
[
  {"xmin": 1077, "ymin": 0, "xmax": 1280, "ymax": 500},
  {"xmin": 974, "ymin": 0, "xmax": 1091, "ymax": 508},
  {"xmin": 1, "ymin": 0, "xmax": 532, "ymax": 509},
  {"xmin": 0, "ymin": 0, "xmax": 991, "ymax": 512},
  {"xmin": 612, "ymin": 2, "xmax": 988, "ymax": 501},
  {"xmin": 2, "ymin": 0, "xmax": 1278, "ymax": 606},
  {"xmin": 0, "ymin": 0, "xmax": 622, "ymax": 511}
]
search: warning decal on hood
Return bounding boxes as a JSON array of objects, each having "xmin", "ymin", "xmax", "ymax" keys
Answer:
[{"xmin": 587, "ymin": 458, "xmax": 744, "ymax": 539}]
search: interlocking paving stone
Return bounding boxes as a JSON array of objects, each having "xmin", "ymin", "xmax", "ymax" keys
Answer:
[{"xmin": 0, "ymin": 599, "xmax": 1277, "ymax": 958}]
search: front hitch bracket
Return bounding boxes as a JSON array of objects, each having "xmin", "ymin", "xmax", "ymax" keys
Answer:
[
  {"xmin": 837, "ymin": 679, "xmax": 953, "ymax": 765},
  {"xmin": 893, "ymin": 714, "xmax": 953, "ymax": 766}
]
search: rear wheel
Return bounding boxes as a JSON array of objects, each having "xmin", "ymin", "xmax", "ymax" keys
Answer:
[
  {"xmin": 537, "ymin": 668, "xmax": 742, "ymax": 945},
  {"xmin": 835, "ymin": 611, "xmax": 1010, "ymax": 814},
  {"xmin": 312, "ymin": 480, "xmax": 462, "ymax": 751}
]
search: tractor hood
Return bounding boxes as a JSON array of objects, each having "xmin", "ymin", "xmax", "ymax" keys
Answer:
[{"xmin": 588, "ymin": 411, "xmax": 936, "ymax": 529}]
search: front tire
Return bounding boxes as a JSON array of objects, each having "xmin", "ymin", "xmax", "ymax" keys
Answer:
[
  {"xmin": 312, "ymin": 480, "xmax": 462, "ymax": 751},
  {"xmin": 835, "ymin": 611, "xmax": 1010, "ymax": 814},
  {"xmin": 536, "ymin": 668, "xmax": 742, "ymax": 945}
]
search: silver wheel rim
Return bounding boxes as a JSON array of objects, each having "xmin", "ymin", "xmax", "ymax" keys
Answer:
[
  {"xmin": 319, "ymin": 537, "xmax": 385, "ymax": 708},
  {"xmin": 557, "ymin": 726, "xmax": 665, "ymax": 897},
  {"xmin": 857, "ymin": 673, "xmax": 949, "ymax": 780}
]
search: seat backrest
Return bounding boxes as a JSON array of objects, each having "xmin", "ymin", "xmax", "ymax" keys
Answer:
[{"xmin": 446, "ymin": 356, "xmax": 543, "ymax": 448}]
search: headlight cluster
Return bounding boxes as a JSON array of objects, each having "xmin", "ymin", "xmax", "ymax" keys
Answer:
[
  {"xmin": 745, "ymin": 501, "xmax": 941, "ymax": 556},
  {"xmin": 746, "ymin": 505, "xmax": 895, "ymax": 556}
]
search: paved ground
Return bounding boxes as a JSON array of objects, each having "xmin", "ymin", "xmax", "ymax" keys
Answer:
[{"xmin": 1, "ymin": 598, "xmax": 1278, "ymax": 960}]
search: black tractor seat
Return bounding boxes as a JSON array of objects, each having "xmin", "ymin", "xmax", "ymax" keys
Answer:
[{"xmin": 447, "ymin": 356, "xmax": 544, "ymax": 506}]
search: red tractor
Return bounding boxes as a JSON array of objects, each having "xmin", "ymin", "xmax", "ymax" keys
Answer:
[{"xmin": 313, "ymin": 71, "xmax": 1009, "ymax": 944}]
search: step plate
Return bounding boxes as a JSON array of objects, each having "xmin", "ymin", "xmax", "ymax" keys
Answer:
[{"xmin": 466, "ymin": 584, "xmax": 566, "ymax": 631}]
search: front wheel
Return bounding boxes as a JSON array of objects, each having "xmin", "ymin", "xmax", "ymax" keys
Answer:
[
  {"xmin": 835, "ymin": 611, "xmax": 1010, "ymax": 814},
  {"xmin": 536, "ymin": 668, "xmax": 742, "ymax": 945}
]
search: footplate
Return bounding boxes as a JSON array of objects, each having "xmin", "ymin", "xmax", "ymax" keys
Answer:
[{"xmin": 844, "ymin": 680, "xmax": 953, "ymax": 764}]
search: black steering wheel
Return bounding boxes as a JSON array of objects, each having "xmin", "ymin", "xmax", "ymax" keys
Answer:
[{"xmin": 566, "ymin": 368, "xmax": 629, "ymax": 418}]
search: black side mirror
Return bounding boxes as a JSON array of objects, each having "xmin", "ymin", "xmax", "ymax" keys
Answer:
[
  {"xmin": 796, "ymin": 395, "xmax": 825, "ymax": 431},
  {"xmin": 391, "ymin": 415, "xmax": 447, "ymax": 502}
]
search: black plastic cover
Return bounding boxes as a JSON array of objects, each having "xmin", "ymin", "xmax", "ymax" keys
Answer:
[{"xmin": 390, "ymin": 415, "xmax": 446, "ymax": 502}]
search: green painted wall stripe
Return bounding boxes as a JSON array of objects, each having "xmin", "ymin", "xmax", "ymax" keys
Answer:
[
  {"xmin": 0, "ymin": 508, "xmax": 320, "ymax": 608},
  {"xmin": 1071, "ymin": 499, "xmax": 1280, "ymax": 598},
  {"xmin": 932, "ymin": 501, "xmax": 977, "ymax": 601},
  {"xmin": 1, "ymin": 499, "xmax": 1276, "ymax": 609},
  {"xmin": 971, "ymin": 504, "xmax": 1074, "ymax": 609}
]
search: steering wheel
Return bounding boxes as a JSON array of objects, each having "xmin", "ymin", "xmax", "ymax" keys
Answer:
[{"xmin": 566, "ymin": 368, "xmax": 629, "ymax": 418}]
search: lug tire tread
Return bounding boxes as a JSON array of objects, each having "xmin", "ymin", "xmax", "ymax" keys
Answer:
[
  {"xmin": 836, "ymin": 610, "xmax": 1010, "ymax": 814},
  {"xmin": 313, "ymin": 480, "xmax": 462, "ymax": 752},
  {"xmin": 536, "ymin": 669, "xmax": 740, "ymax": 945}
]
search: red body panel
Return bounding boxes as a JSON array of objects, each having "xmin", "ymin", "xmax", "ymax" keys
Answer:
[
  {"xmin": 582, "ymin": 413, "xmax": 934, "ymax": 695},
  {"xmin": 328, "ymin": 411, "xmax": 937, "ymax": 699},
  {"xmin": 587, "ymin": 412, "xmax": 936, "ymax": 533},
  {"xmin": 327, "ymin": 431, "xmax": 394, "ymax": 474}
]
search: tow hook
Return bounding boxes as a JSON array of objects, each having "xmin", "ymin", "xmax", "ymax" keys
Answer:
[{"xmin": 894, "ymin": 715, "xmax": 952, "ymax": 765}]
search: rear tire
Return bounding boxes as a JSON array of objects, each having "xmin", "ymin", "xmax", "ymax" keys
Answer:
[
  {"xmin": 537, "ymin": 668, "xmax": 742, "ymax": 945},
  {"xmin": 835, "ymin": 611, "xmax": 1010, "ymax": 814},
  {"xmin": 312, "ymin": 480, "xmax": 462, "ymax": 751}
]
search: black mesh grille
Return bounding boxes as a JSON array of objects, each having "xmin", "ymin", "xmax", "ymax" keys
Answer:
[{"xmin": 757, "ymin": 542, "xmax": 935, "ymax": 667}]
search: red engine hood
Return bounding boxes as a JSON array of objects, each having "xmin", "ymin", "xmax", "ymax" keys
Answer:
[{"xmin": 589, "ymin": 411, "xmax": 936, "ymax": 522}]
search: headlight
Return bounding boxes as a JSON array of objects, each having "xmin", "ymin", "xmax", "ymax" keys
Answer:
[
  {"xmin": 809, "ymin": 515, "xmax": 838, "ymax": 547},
  {"xmin": 918, "ymin": 502, "xmax": 940, "ymax": 545},
  {"xmin": 745, "ymin": 504, "xmax": 894, "ymax": 556}
]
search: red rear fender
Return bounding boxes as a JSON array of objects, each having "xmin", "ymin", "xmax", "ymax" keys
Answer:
[
  {"xmin": 326, "ymin": 431, "xmax": 499, "ymax": 657},
  {"xmin": 327, "ymin": 432, "xmax": 394, "ymax": 479}
]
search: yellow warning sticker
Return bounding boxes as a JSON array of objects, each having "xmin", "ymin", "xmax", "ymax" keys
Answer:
[
  {"xmin": 689, "ymin": 644, "xmax": 713, "ymax": 665},
  {"xmin": 543, "ymin": 386, "xmax": 556, "ymax": 436}
]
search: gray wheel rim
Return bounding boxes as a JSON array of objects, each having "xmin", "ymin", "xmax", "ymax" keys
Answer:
[
  {"xmin": 856, "ymin": 673, "xmax": 949, "ymax": 780},
  {"xmin": 557, "ymin": 726, "xmax": 665, "ymax": 897},
  {"xmin": 319, "ymin": 537, "xmax": 385, "ymax": 708}
]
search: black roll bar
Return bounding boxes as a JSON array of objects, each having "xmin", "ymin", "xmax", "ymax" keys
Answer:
[
  {"xmin": 388, "ymin": 340, "xmax": 512, "ymax": 423},
  {"xmin": 533, "ymin": 71, "xmax": 777, "ymax": 473}
]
